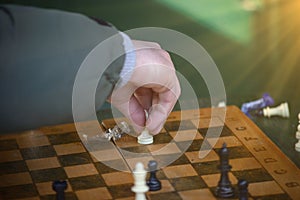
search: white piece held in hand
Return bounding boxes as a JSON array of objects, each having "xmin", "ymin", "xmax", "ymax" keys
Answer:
[
  {"xmin": 131, "ymin": 162, "xmax": 149, "ymax": 200},
  {"xmin": 137, "ymin": 110, "xmax": 153, "ymax": 144},
  {"xmin": 263, "ymin": 102, "xmax": 290, "ymax": 118},
  {"xmin": 138, "ymin": 128, "xmax": 153, "ymax": 145}
]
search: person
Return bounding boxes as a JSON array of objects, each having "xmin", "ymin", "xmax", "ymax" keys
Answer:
[{"xmin": 0, "ymin": 5, "xmax": 181, "ymax": 134}]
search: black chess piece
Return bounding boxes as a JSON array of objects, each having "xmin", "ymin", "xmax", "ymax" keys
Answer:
[
  {"xmin": 52, "ymin": 180, "xmax": 67, "ymax": 200},
  {"xmin": 238, "ymin": 179, "xmax": 248, "ymax": 200},
  {"xmin": 147, "ymin": 160, "xmax": 161, "ymax": 191},
  {"xmin": 215, "ymin": 143, "xmax": 234, "ymax": 198}
]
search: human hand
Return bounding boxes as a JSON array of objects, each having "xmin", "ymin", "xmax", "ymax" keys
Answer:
[{"xmin": 109, "ymin": 40, "xmax": 181, "ymax": 135}]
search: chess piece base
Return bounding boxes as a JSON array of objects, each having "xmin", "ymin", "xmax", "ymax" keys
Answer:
[
  {"xmin": 215, "ymin": 186, "xmax": 235, "ymax": 198},
  {"xmin": 295, "ymin": 141, "xmax": 300, "ymax": 152},
  {"xmin": 137, "ymin": 128, "xmax": 153, "ymax": 144},
  {"xmin": 137, "ymin": 136, "xmax": 153, "ymax": 144},
  {"xmin": 147, "ymin": 179, "xmax": 161, "ymax": 191}
]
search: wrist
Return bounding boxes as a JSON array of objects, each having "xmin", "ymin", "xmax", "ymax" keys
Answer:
[{"xmin": 117, "ymin": 32, "xmax": 136, "ymax": 88}]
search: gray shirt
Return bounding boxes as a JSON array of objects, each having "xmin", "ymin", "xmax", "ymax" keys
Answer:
[{"xmin": 0, "ymin": 5, "xmax": 125, "ymax": 132}]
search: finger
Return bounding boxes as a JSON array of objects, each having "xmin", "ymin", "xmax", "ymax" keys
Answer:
[
  {"xmin": 111, "ymin": 93, "xmax": 146, "ymax": 133},
  {"xmin": 151, "ymin": 92, "xmax": 159, "ymax": 106},
  {"xmin": 134, "ymin": 87, "xmax": 153, "ymax": 110},
  {"xmin": 128, "ymin": 95, "xmax": 146, "ymax": 132},
  {"xmin": 147, "ymin": 86, "xmax": 180, "ymax": 134},
  {"xmin": 147, "ymin": 104, "xmax": 167, "ymax": 135}
]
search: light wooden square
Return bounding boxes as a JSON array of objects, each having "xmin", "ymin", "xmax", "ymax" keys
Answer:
[
  {"xmin": 185, "ymin": 150, "xmax": 219, "ymax": 163},
  {"xmin": 90, "ymin": 149, "xmax": 123, "ymax": 162},
  {"xmin": 0, "ymin": 150, "xmax": 22, "ymax": 163},
  {"xmin": 102, "ymin": 171, "xmax": 133, "ymax": 186},
  {"xmin": 17, "ymin": 133, "xmax": 50, "ymax": 148},
  {"xmin": 163, "ymin": 164, "xmax": 197, "ymax": 178},
  {"xmin": 249, "ymin": 181, "xmax": 284, "ymax": 196},
  {"xmin": 26, "ymin": 157, "xmax": 60, "ymax": 171},
  {"xmin": 126, "ymin": 156, "xmax": 154, "ymax": 171},
  {"xmin": 76, "ymin": 187, "xmax": 112, "ymax": 200},
  {"xmin": 169, "ymin": 129, "xmax": 202, "ymax": 142},
  {"xmin": 230, "ymin": 157, "xmax": 261, "ymax": 171},
  {"xmin": 147, "ymin": 143, "xmax": 181, "ymax": 155},
  {"xmin": 148, "ymin": 180, "xmax": 175, "ymax": 194},
  {"xmin": 0, "ymin": 172, "xmax": 32, "ymax": 187},
  {"xmin": 201, "ymin": 172, "xmax": 238, "ymax": 187},
  {"xmin": 179, "ymin": 189, "xmax": 216, "ymax": 200},
  {"xmin": 64, "ymin": 163, "xmax": 98, "ymax": 178},
  {"xmin": 207, "ymin": 136, "xmax": 242, "ymax": 148},
  {"xmin": 36, "ymin": 181, "xmax": 72, "ymax": 196},
  {"xmin": 54, "ymin": 142, "xmax": 85, "ymax": 156}
]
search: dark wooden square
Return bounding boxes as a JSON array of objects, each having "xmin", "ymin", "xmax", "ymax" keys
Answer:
[
  {"xmin": 0, "ymin": 160, "xmax": 28, "ymax": 175},
  {"xmin": 216, "ymin": 146, "xmax": 252, "ymax": 159},
  {"xmin": 232, "ymin": 168, "xmax": 274, "ymax": 183},
  {"xmin": 69, "ymin": 175, "xmax": 105, "ymax": 190},
  {"xmin": 164, "ymin": 120, "xmax": 196, "ymax": 131},
  {"xmin": 20, "ymin": 145, "xmax": 56, "ymax": 160},
  {"xmin": 177, "ymin": 139, "xmax": 212, "ymax": 152},
  {"xmin": 0, "ymin": 184, "xmax": 37, "ymax": 199},
  {"xmin": 154, "ymin": 132, "xmax": 174, "ymax": 144},
  {"xmin": 40, "ymin": 192, "xmax": 78, "ymax": 200},
  {"xmin": 155, "ymin": 153, "xmax": 190, "ymax": 167},
  {"xmin": 94, "ymin": 160, "xmax": 122, "ymax": 174},
  {"xmin": 58, "ymin": 152, "xmax": 92, "ymax": 167},
  {"xmin": 198, "ymin": 125, "xmax": 233, "ymax": 138},
  {"xmin": 169, "ymin": 176, "xmax": 207, "ymax": 191},
  {"xmin": 192, "ymin": 161, "xmax": 219, "ymax": 175},
  {"xmin": 108, "ymin": 183, "xmax": 134, "ymax": 199},
  {"xmin": 0, "ymin": 139, "xmax": 18, "ymax": 151},
  {"xmin": 148, "ymin": 191, "xmax": 182, "ymax": 200},
  {"xmin": 48, "ymin": 132, "xmax": 80, "ymax": 145},
  {"xmin": 31, "ymin": 167, "xmax": 67, "ymax": 183}
]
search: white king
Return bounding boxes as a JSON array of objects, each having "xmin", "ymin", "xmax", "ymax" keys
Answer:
[
  {"xmin": 131, "ymin": 162, "xmax": 149, "ymax": 200},
  {"xmin": 263, "ymin": 102, "xmax": 290, "ymax": 118}
]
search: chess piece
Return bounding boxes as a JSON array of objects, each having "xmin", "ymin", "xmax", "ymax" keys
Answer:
[
  {"xmin": 137, "ymin": 110, "xmax": 153, "ymax": 144},
  {"xmin": 138, "ymin": 128, "xmax": 153, "ymax": 144},
  {"xmin": 147, "ymin": 160, "xmax": 161, "ymax": 191},
  {"xmin": 238, "ymin": 179, "xmax": 248, "ymax": 200},
  {"xmin": 103, "ymin": 121, "xmax": 131, "ymax": 141},
  {"xmin": 217, "ymin": 101, "xmax": 226, "ymax": 107},
  {"xmin": 262, "ymin": 102, "xmax": 290, "ymax": 118},
  {"xmin": 241, "ymin": 93, "xmax": 274, "ymax": 117},
  {"xmin": 132, "ymin": 162, "xmax": 149, "ymax": 200},
  {"xmin": 295, "ymin": 114, "xmax": 300, "ymax": 152},
  {"xmin": 52, "ymin": 180, "xmax": 67, "ymax": 200},
  {"xmin": 215, "ymin": 143, "xmax": 234, "ymax": 198},
  {"xmin": 241, "ymin": 0, "xmax": 262, "ymax": 11}
]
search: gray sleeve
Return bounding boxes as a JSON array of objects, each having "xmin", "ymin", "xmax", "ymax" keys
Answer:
[{"xmin": 0, "ymin": 5, "xmax": 125, "ymax": 133}]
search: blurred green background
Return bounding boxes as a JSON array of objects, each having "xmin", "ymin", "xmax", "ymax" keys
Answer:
[{"xmin": 1, "ymin": 0, "xmax": 299, "ymax": 167}]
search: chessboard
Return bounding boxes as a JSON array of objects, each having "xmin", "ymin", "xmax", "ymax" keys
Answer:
[{"xmin": 0, "ymin": 106, "xmax": 299, "ymax": 200}]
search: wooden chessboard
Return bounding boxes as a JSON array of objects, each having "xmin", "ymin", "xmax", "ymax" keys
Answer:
[{"xmin": 0, "ymin": 106, "xmax": 299, "ymax": 199}]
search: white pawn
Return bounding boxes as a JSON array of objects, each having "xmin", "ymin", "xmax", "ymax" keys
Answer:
[
  {"xmin": 138, "ymin": 128, "xmax": 153, "ymax": 144},
  {"xmin": 137, "ymin": 110, "xmax": 153, "ymax": 145},
  {"xmin": 295, "ymin": 114, "xmax": 300, "ymax": 152},
  {"xmin": 131, "ymin": 162, "xmax": 149, "ymax": 200},
  {"xmin": 263, "ymin": 102, "xmax": 290, "ymax": 118}
]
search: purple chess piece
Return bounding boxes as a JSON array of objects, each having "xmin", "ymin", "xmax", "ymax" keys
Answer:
[
  {"xmin": 241, "ymin": 93, "xmax": 274, "ymax": 117},
  {"xmin": 52, "ymin": 180, "xmax": 67, "ymax": 200}
]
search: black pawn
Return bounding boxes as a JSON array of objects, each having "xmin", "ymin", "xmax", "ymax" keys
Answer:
[
  {"xmin": 238, "ymin": 179, "xmax": 248, "ymax": 200},
  {"xmin": 147, "ymin": 160, "xmax": 161, "ymax": 191},
  {"xmin": 52, "ymin": 180, "xmax": 67, "ymax": 200},
  {"xmin": 215, "ymin": 143, "xmax": 234, "ymax": 198}
]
